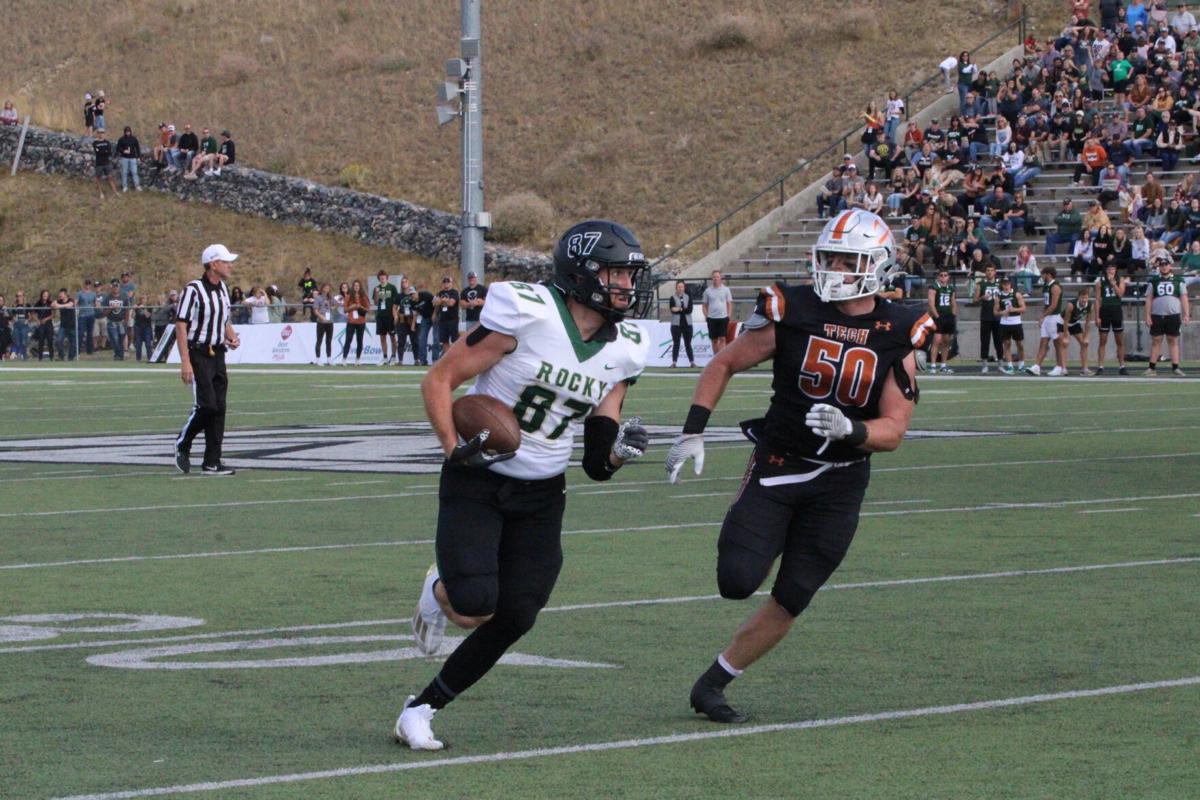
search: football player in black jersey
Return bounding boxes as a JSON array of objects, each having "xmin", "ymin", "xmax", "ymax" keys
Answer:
[{"xmin": 666, "ymin": 209, "xmax": 935, "ymax": 724}]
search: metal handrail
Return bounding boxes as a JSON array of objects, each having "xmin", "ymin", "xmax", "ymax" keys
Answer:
[{"xmin": 648, "ymin": 12, "xmax": 1029, "ymax": 276}]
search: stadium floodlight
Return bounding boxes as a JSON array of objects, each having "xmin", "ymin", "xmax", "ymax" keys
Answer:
[
  {"xmin": 445, "ymin": 58, "xmax": 468, "ymax": 79},
  {"xmin": 460, "ymin": 38, "xmax": 480, "ymax": 59},
  {"xmin": 437, "ymin": 81, "xmax": 462, "ymax": 104},
  {"xmin": 435, "ymin": 104, "xmax": 460, "ymax": 126}
]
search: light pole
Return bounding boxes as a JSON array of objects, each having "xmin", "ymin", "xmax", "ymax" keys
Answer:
[{"xmin": 435, "ymin": 0, "xmax": 489, "ymax": 287}]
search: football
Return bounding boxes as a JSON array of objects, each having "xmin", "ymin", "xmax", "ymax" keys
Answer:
[{"xmin": 452, "ymin": 394, "xmax": 522, "ymax": 454}]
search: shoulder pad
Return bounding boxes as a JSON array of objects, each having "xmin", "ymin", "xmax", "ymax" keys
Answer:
[
  {"xmin": 478, "ymin": 281, "xmax": 552, "ymax": 337},
  {"xmin": 612, "ymin": 321, "xmax": 651, "ymax": 383},
  {"xmin": 750, "ymin": 282, "xmax": 793, "ymax": 327}
]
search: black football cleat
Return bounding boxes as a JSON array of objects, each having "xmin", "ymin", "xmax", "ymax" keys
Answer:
[
  {"xmin": 690, "ymin": 677, "xmax": 747, "ymax": 724},
  {"xmin": 173, "ymin": 445, "xmax": 190, "ymax": 474},
  {"xmin": 201, "ymin": 463, "xmax": 236, "ymax": 476}
]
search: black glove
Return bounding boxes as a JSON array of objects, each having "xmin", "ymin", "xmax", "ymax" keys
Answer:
[
  {"xmin": 611, "ymin": 417, "xmax": 649, "ymax": 461},
  {"xmin": 447, "ymin": 430, "xmax": 516, "ymax": 468}
]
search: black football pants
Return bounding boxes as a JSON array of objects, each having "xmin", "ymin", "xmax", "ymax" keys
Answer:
[
  {"xmin": 979, "ymin": 319, "xmax": 1002, "ymax": 362},
  {"xmin": 177, "ymin": 346, "xmax": 228, "ymax": 468}
]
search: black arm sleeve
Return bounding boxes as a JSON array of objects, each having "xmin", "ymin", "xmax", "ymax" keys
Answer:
[{"xmin": 582, "ymin": 416, "xmax": 620, "ymax": 481}]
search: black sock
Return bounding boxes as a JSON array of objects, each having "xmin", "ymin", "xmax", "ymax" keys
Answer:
[
  {"xmin": 700, "ymin": 658, "xmax": 736, "ymax": 690},
  {"xmin": 1149, "ymin": 363, "xmax": 1157, "ymax": 371},
  {"xmin": 413, "ymin": 674, "xmax": 456, "ymax": 710},
  {"xmin": 1172, "ymin": 363, "xmax": 1179, "ymax": 370}
]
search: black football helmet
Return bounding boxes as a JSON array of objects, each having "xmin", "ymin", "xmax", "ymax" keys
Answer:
[{"xmin": 552, "ymin": 219, "xmax": 647, "ymax": 322}]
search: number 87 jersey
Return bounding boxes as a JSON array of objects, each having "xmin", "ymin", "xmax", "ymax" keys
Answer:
[
  {"xmin": 754, "ymin": 282, "xmax": 934, "ymax": 462},
  {"xmin": 467, "ymin": 281, "xmax": 649, "ymax": 480}
]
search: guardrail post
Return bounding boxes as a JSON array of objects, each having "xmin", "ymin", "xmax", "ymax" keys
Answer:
[
  {"xmin": 11, "ymin": 115, "xmax": 30, "ymax": 176},
  {"xmin": 779, "ymin": 180, "xmax": 785, "ymax": 207},
  {"xmin": 715, "ymin": 221, "xmax": 721, "ymax": 250}
]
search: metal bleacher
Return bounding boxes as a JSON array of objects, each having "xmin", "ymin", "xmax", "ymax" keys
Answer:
[{"xmin": 715, "ymin": 97, "xmax": 1197, "ymax": 314}]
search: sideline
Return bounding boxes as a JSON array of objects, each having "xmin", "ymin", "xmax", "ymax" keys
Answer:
[
  {"xmin": 4, "ymin": 555, "xmax": 1195, "ymax": 652},
  {"xmin": 53, "ymin": 675, "xmax": 1200, "ymax": 800}
]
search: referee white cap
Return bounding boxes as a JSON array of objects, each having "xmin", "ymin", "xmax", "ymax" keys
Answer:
[{"xmin": 201, "ymin": 244, "xmax": 238, "ymax": 265}]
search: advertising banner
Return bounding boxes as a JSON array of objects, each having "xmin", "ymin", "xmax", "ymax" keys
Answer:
[{"xmin": 167, "ymin": 321, "xmax": 725, "ymax": 367}]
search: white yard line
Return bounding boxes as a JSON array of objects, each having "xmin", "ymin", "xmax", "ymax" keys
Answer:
[
  {"xmin": 326, "ymin": 479, "xmax": 391, "ymax": 487},
  {"xmin": 0, "ymin": 522, "xmax": 702, "ymax": 571},
  {"xmin": 1078, "ymin": 507, "xmax": 1146, "ymax": 514},
  {"xmin": 52, "ymin": 675, "xmax": 1200, "ymax": 800},
  {"xmin": 0, "ymin": 491, "xmax": 443, "ymax": 519},
  {"xmin": 859, "ymin": 492, "xmax": 1200, "ymax": 517},
  {"xmin": 247, "ymin": 477, "xmax": 312, "ymax": 484},
  {"xmin": 0, "ymin": 470, "xmax": 161, "ymax": 485}
]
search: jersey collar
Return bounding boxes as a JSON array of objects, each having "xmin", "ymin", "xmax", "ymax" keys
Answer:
[{"xmin": 549, "ymin": 286, "xmax": 614, "ymax": 362}]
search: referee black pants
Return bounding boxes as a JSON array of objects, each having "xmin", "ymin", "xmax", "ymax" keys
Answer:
[{"xmin": 177, "ymin": 346, "xmax": 228, "ymax": 467}]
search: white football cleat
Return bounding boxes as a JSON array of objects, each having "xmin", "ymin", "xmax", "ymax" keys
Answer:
[
  {"xmin": 1024, "ymin": 364, "xmax": 1041, "ymax": 376},
  {"xmin": 1048, "ymin": 366, "xmax": 1067, "ymax": 377},
  {"xmin": 413, "ymin": 564, "xmax": 447, "ymax": 656},
  {"xmin": 394, "ymin": 695, "xmax": 444, "ymax": 750}
]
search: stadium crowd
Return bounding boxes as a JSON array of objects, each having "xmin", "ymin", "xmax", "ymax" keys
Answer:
[
  {"xmin": 819, "ymin": 4, "xmax": 1200, "ymax": 296},
  {"xmin": 0, "ymin": 268, "xmax": 487, "ymax": 366}
]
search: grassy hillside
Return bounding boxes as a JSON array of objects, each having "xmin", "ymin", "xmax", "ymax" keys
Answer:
[
  {"xmin": 3, "ymin": 0, "xmax": 1020, "ymax": 257},
  {"xmin": 0, "ymin": 173, "xmax": 444, "ymax": 299}
]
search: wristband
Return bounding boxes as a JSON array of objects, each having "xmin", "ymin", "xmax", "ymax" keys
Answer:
[
  {"xmin": 845, "ymin": 419, "xmax": 868, "ymax": 448},
  {"xmin": 682, "ymin": 404, "xmax": 712, "ymax": 435}
]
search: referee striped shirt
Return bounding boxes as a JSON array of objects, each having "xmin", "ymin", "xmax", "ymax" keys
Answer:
[{"xmin": 177, "ymin": 276, "xmax": 231, "ymax": 348}]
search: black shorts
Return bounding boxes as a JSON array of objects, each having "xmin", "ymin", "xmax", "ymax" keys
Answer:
[
  {"xmin": 718, "ymin": 452, "xmax": 870, "ymax": 616},
  {"xmin": 1000, "ymin": 323, "xmax": 1024, "ymax": 341},
  {"xmin": 934, "ymin": 314, "xmax": 957, "ymax": 335},
  {"xmin": 1098, "ymin": 307, "xmax": 1123, "ymax": 332},
  {"xmin": 95, "ymin": 163, "xmax": 113, "ymax": 178},
  {"xmin": 1067, "ymin": 321, "xmax": 1084, "ymax": 336},
  {"xmin": 375, "ymin": 315, "xmax": 395, "ymax": 335},
  {"xmin": 706, "ymin": 318, "xmax": 729, "ymax": 341},
  {"xmin": 1150, "ymin": 314, "xmax": 1182, "ymax": 337},
  {"xmin": 435, "ymin": 462, "xmax": 566, "ymax": 618}
]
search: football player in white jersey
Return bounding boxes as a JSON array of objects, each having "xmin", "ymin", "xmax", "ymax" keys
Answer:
[{"xmin": 395, "ymin": 220, "xmax": 651, "ymax": 750}]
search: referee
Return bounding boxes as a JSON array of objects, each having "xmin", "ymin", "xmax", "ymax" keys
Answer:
[{"xmin": 174, "ymin": 244, "xmax": 241, "ymax": 475}]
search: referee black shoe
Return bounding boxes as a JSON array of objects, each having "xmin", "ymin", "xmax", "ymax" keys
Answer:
[
  {"xmin": 690, "ymin": 677, "xmax": 747, "ymax": 724},
  {"xmin": 201, "ymin": 463, "xmax": 236, "ymax": 476},
  {"xmin": 173, "ymin": 445, "xmax": 190, "ymax": 474}
]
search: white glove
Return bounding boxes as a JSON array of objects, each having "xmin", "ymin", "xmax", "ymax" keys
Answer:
[
  {"xmin": 805, "ymin": 403, "xmax": 854, "ymax": 441},
  {"xmin": 665, "ymin": 434, "xmax": 705, "ymax": 484},
  {"xmin": 611, "ymin": 417, "xmax": 649, "ymax": 461}
]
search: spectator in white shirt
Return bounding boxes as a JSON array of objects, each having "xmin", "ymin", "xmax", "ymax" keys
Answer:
[
  {"xmin": 0, "ymin": 101, "xmax": 17, "ymax": 125},
  {"xmin": 243, "ymin": 286, "xmax": 270, "ymax": 324},
  {"xmin": 1171, "ymin": 4, "xmax": 1197, "ymax": 37},
  {"xmin": 884, "ymin": 90, "xmax": 905, "ymax": 143},
  {"xmin": 862, "ymin": 182, "xmax": 884, "ymax": 214}
]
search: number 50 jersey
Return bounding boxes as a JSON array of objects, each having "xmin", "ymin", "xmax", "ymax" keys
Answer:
[
  {"xmin": 468, "ymin": 281, "xmax": 649, "ymax": 480},
  {"xmin": 753, "ymin": 283, "xmax": 934, "ymax": 463}
]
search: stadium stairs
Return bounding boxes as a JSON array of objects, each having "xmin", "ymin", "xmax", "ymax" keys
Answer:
[{"xmin": 681, "ymin": 92, "xmax": 1200, "ymax": 363}]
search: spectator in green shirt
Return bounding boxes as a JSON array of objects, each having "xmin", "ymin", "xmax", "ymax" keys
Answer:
[
  {"xmin": 1110, "ymin": 54, "xmax": 1133, "ymax": 107},
  {"xmin": 184, "ymin": 127, "xmax": 219, "ymax": 179},
  {"xmin": 1044, "ymin": 198, "xmax": 1082, "ymax": 255}
]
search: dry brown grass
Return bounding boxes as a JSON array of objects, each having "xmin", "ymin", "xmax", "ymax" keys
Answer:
[
  {"xmin": 0, "ymin": 173, "xmax": 444, "ymax": 297},
  {"xmin": 212, "ymin": 53, "xmax": 260, "ymax": 87},
  {"xmin": 490, "ymin": 192, "xmax": 556, "ymax": 246},
  {"xmin": 0, "ymin": 0, "xmax": 1046, "ymax": 262},
  {"xmin": 692, "ymin": 14, "xmax": 770, "ymax": 54},
  {"xmin": 337, "ymin": 163, "xmax": 372, "ymax": 190}
]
